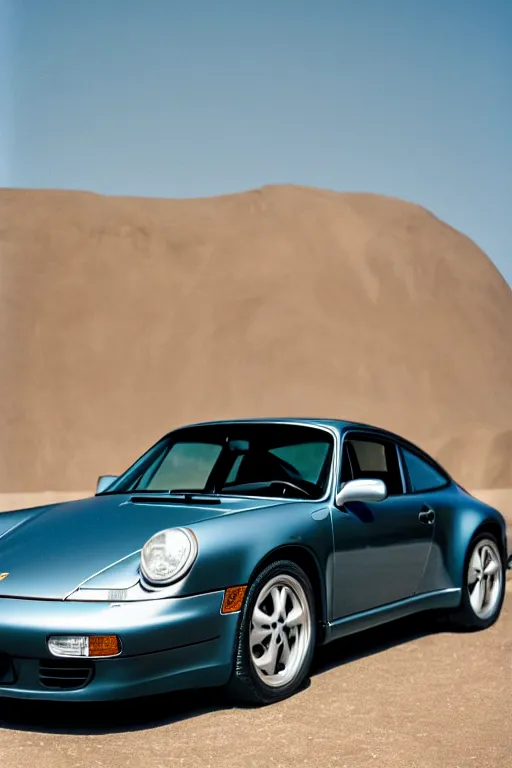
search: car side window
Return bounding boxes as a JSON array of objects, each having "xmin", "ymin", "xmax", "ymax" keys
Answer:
[
  {"xmin": 401, "ymin": 448, "xmax": 448, "ymax": 493},
  {"xmin": 341, "ymin": 436, "xmax": 404, "ymax": 496}
]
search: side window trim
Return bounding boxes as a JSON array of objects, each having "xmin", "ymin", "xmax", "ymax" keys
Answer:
[
  {"xmin": 395, "ymin": 440, "xmax": 408, "ymax": 494},
  {"xmin": 386, "ymin": 439, "xmax": 405, "ymax": 495},
  {"xmin": 338, "ymin": 429, "xmax": 406, "ymax": 495},
  {"xmin": 339, "ymin": 441, "xmax": 354, "ymax": 484}
]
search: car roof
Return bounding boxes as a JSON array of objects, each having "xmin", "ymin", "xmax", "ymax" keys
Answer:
[
  {"xmin": 174, "ymin": 417, "xmax": 346, "ymax": 432},
  {"xmin": 172, "ymin": 417, "xmax": 403, "ymax": 440}
]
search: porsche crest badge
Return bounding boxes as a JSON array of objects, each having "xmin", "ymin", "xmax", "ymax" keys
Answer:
[{"xmin": 0, "ymin": 573, "xmax": 9, "ymax": 581}]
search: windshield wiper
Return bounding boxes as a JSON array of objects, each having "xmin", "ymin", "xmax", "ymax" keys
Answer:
[{"xmin": 127, "ymin": 488, "xmax": 215, "ymax": 495}]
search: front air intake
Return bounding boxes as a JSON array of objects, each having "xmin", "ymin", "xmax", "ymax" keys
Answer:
[{"xmin": 39, "ymin": 659, "xmax": 94, "ymax": 689}]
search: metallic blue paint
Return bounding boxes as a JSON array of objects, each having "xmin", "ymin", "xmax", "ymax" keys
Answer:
[
  {"xmin": 0, "ymin": 592, "xmax": 238, "ymax": 700},
  {"xmin": 0, "ymin": 418, "xmax": 507, "ymax": 702},
  {"xmin": 325, "ymin": 588, "xmax": 462, "ymax": 643}
]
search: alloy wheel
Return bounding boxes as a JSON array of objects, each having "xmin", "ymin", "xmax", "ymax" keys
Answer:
[
  {"xmin": 249, "ymin": 573, "xmax": 312, "ymax": 688},
  {"xmin": 467, "ymin": 538, "xmax": 503, "ymax": 621}
]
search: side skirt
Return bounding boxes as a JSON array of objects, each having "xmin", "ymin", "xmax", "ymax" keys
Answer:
[{"xmin": 321, "ymin": 588, "xmax": 462, "ymax": 645}]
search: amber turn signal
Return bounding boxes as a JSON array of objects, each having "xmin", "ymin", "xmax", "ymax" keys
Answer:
[
  {"xmin": 221, "ymin": 585, "xmax": 247, "ymax": 614},
  {"xmin": 88, "ymin": 635, "xmax": 121, "ymax": 657}
]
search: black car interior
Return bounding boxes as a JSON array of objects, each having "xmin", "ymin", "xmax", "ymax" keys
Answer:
[{"xmin": 341, "ymin": 437, "xmax": 404, "ymax": 496}]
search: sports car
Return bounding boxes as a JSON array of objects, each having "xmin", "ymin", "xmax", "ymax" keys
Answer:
[{"xmin": 0, "ymin": 418, "xmax": 508, "ymax": 705}]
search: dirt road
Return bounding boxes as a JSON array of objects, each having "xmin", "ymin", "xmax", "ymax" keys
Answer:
[{"xmin": 1, "ymin": 586, "xmax": 510, "ymax": 768}]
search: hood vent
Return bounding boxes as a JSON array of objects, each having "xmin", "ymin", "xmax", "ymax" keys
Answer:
[{"xmin": 129, "ymin": 494, "xmax": 221, "ymax": 506}]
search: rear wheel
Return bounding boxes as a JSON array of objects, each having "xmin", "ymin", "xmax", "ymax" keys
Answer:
[
  {"xmin": 449, "ymin": 533, "xmax": 505, "ymax": 630},
  {"xmin": 227, "ymin": 560, "xmax": 316, "ymax": 705}
]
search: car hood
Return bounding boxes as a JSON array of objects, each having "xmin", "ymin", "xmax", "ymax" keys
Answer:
[{"xmin": 0, "ymin": 493, "xmax": 282, "ymax": 600}]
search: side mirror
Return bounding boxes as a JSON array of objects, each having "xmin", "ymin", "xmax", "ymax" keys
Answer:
[
  {"xmin": 96, "ymin": 475, "xmax": 118, "ymax": 494},
  {"xmin": 335, "ymin": 478, "xmax": 388, "ymax": 507}
]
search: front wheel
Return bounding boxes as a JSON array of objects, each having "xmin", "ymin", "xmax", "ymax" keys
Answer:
[
  {"xmin": 227, "ymin": 560, "xmax": 316, "ymax": 705},
  {"xmin": 449, "ymin": 533, "xmax": 506, "ymax": 630}
]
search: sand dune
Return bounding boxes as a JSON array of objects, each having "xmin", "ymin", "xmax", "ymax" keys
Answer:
[{"xmin": 1, "ymin": 185, "xmax": 511, "ymax": 492}]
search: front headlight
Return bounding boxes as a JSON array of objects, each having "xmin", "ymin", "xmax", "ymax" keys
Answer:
[{"xmin": 140, "ymin": 527, "xmax": 198, "ymax": 587}]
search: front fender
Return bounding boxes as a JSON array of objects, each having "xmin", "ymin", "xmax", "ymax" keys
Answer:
[
  {"xmin": 68, "ymin": 501, "xmax": 335, "ymax": 613},
  {"xmin": 185, "ymin": 502, "xmax": 333, "ymax": 600}
]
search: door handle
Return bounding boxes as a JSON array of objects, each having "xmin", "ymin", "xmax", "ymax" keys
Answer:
[{"xmin": 418, "ymin": 507, "xmax": 435, "ymax": 525}]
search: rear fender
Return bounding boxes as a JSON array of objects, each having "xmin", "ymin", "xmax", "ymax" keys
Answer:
[{"xmin": 443, "ymin": 491, "xmax": 507, "ymax": 587}]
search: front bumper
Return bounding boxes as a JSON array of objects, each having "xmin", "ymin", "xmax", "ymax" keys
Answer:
[{"xmin": 0, "ymin": 591, "xmax": 239, "ymax": 701}]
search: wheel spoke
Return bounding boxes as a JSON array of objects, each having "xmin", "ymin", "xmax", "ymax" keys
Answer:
[
  {"xmin": 269, "ymin": 586, "xmax": 282, "ymax": 620},
  {"xmin": 250, "ymin": 626, "xmax": 272, "ymax": 645},
  {"xmin": 467, "ymin": 566, "xmax": 479, "ymax": 585},
  {"xmin": 252, "ymin": 634, "xmax": 279, "ymax": 676},
  {"xmin": 469, "ymin": 578, "xmax": 484, "ymax": 614},
  {"xmin": 252, "ymin": 606, "xmax": 272, "ymax": 630},
  {"xmin": 482, "ymin": 576, "xmax": 490, "ymax": 607},
  {"xmin": 468, "ymin": 549, "xmax": 482, "ymax": 583},
  {"xmin": 278, "ymin": 585, "xmax": 289, "ymax": 615},
  {"xmin": 284, "ymin": 603, "xmax": 304, "ymax": 628},
  {"xmin": 484, "ymin": 558, "xmax": 499, "ymax": 577},
  {"xmin": 280, "ymin": 632, "xmax": 293, "ymax": 667}
]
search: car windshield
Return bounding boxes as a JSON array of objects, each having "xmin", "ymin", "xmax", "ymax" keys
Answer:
[{"xmin": 102, "ymin": 423, "xmax": 334, "ymax": 500}]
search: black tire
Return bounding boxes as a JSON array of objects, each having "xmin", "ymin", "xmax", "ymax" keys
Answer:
[
  {"xmin": 448, "ymin": 532, "xmax": 506, "ymax": 631},
  {"xmin": 227, "ymin": 559, "xmax": 316, "ymax": 706}
]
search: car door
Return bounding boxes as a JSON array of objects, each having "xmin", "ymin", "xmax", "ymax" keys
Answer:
[
  {"xmin": 331, "ymin": 431, "xmax": 435, "ymax": 620},
  {"xmin": 397, "ymin": 444, "xmax": 453, "ymax": 594}
]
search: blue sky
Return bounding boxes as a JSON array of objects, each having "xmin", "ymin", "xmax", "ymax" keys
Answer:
[{"xmin": 2, "ymin": 0, "xmax": 511, "ymax": 284}]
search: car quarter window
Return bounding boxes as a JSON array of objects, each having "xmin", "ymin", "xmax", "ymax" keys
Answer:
[
  {"xmin": 400, "ymin": 447, "xmax": 448, "ymax": 493},
  {"xmin": 340, "ymin": 435, "xmax": 404, "ymax": 496}
]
